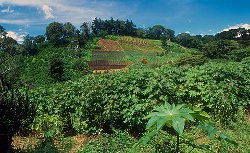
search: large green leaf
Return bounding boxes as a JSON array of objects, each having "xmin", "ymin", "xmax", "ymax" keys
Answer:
[
  {"xmin": 198, "ymin": 123, "xmax": 218, "ymax": 138},
  {"xmin": 172, "ymin": 118, "xmax": 185, "ymax": 135},
  {"xmin": 145, "ymin": 102, "xmax": 196, "ymax": 136}
]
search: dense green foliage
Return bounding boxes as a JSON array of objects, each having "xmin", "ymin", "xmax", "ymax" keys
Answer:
[
  {"xmin": 202, "ymin": 40, "xmax": 240, "ymax": 59},
  {"xmin": 19, "ymin": 46, "xmax": 91, "ymax": 86},
  {"xmin": 28, "ymin": 60, "xmax": 250, "ymax": 136},
  {"xmin": 174, "ymin": 54, "xmax": 207, "ymax": 66},
  {"xmin": 1, "ymin": 20, "xmax": 250, "ymax": 152}
]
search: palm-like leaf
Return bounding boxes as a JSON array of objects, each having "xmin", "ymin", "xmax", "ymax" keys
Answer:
[{"xmin": 146, "ymin": 102, "xmax": 194, "ymax": 135}]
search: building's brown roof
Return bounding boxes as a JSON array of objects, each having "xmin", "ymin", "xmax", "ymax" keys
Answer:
[{"xmin": 88, "ymin": 60, "xmax": 129, "ymax": 70}]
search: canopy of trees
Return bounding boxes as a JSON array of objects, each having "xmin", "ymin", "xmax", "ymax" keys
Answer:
[{"xmin": 1, "ymin": 17, "xmax": 250, "ymax": 59}]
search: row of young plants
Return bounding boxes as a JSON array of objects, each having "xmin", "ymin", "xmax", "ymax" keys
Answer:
[{"xmin": 28, "ymin": 59, "xmax": 250, "ymax": 135}]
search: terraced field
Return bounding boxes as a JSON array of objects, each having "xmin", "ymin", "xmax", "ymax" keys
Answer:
[
  {"xmin": 118, "ymin": 36, "xmax": 164, "ymax": 53},
  {"xmin": 96, "ymin": 39, "xmax": 124, "ymax": 51},
  {"xmin": 90, "ymin": 36, "xmax": 196, "ymax": 71}
]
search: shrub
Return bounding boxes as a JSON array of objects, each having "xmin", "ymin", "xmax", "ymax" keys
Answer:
[
  {"xmin": 49, "ymin": 57, "xmax": 64, "ymax": 81},
  {"xmin": 175, "ymin": 54, "xmax": 207, "ymax": 66},
  {"xmin": 72, "ymin": 59, "xmax": 91, "ymax": 74}
]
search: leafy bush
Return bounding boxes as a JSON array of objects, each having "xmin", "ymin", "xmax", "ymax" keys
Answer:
[
  {"xmin": 29, "ymin": 67, "xmax": 184, "ymax": 133},
  {"xmin": 72, "ymin": 59, "xmax": 91, "ymax": 74},
  {"xmin": 227, "ymin": 47, "xmax": 250, "ymax": 61},
  {"xmin": 182, "ymin": 61, "xmax": 250, "ymax": 123},
  {"xmin": 202, "ymin": 40, "xmax": 240, "ymax": 59},
  {"xmin": 175, "ymin": 54, "xmax": 207, "ymax": 66}
]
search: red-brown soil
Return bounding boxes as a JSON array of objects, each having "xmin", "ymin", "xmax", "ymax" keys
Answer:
[{"xmin": 97, "ymin": 39, "xmax": 124, "ymax": 51}]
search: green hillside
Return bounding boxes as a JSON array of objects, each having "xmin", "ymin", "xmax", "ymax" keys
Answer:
[{"xmin": 1, "ymin": 19, "xmax": 250, "ymax": 153}]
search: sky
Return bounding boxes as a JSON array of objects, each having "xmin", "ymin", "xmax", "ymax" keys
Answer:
[{"xmin": 0, "ymin": 0, "xmax": 250, "ymax": 42}]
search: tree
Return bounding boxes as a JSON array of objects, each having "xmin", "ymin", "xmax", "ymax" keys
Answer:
[
  {"xmin": 165, "ymin": 29, "xmax": 175, "ymax": 41},
  {"xmin": 49, "ymin": 57, "xmax": 64, "ymax": 81},
  {"xmin": 80, "ymin": 22, "xmax": 91, "ymax": 40},
  {"xmin": 45, "ymin": 22, "xmax": 64, "ymax": 46},
  {"xmin": 161, "ymin": 34, "xmax": 169, "ymax": 54},
  {"xmin": 146, "ymin": 25, "xmax": 166, "ymax": 39},
  {"xmin": 202, "ymin": 35, "xmax": 216, "ymax": 43},
  {"xmin": 175, "ymin": 33, "xmax": 202, "ymax": 49},
  {"xmin": 0, "ymin": 52, "xmax": 20, "ymax": 88},
  {"xmin": 124, "ymin": 19, "xmax": 136, "ymax": 36},
  {"xmin": 0, "ymin": 52, "xmax": 35, "ymax": 151},
  {"xmin": 115, "ymin": 19, "xmax": 126, "ymax": 35},
  {"xmin": 22, "ymin": 35, "xmax": 38, "ymax": 55},
  {"xmin": 0, "ymin": 25, "xmax": 6, "ymax": 51},
  {"xmin": 91, "ymin": 17, "xmax": 102, "ymax": 36},
  {"xmin": 0, "ymin": 37, "xmax": 19, "ymax": 55},
  {"xmin": 216, "ymin": 28, "xmax": 250, "ymax": 41},
  {"xmin": 0, "ymin": 26, "xmax": 19, "ymax": 55},
  {"xmin": 215, "ymin": 30, "xmax": 237, "ymax": 40},
  {"xmin": 34, "ymin": 35, "xmax": 45, "ymax": 44},
  {"xmin": 0, "ymin": 25, "xmax": 7, "ymax": 38},
  {"xmin": 175, "ymin": 33, "xmax": 192, "ymax": 47},
  {"xmin": 136, "ymin": 28, "xmax": 147, "ymax": 38},
  {"xmin": 203, "ymin": 40, "xmax": 240, "ymax": 58},
  {"xmin": 63, "ymin": 22, "xmax": 76, "ymax": 38}
]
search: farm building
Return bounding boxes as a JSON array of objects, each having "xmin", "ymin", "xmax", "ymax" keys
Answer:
[{"xmin": 88, "ymin": 60, "xmax": 129, "ymax": 73}]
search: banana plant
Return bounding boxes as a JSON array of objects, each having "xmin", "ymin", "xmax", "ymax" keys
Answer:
[{"xmin": 137, "ymin": 102, "xmax": 237, "ymax": 153}]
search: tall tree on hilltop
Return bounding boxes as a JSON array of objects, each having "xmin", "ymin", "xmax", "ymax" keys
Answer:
[
  {"xmin": 81, "ymin": 22, "xmax": 91, "ymax": 40},
  {"xmin": 165, "ymin": 29, "xmax": 175, "ymax": 41},
  {"xmin": 92, "ymin": 18, "xmax": 102, "ymax": 36},
  {"xmin": 1, "ymin": 37, "xmax": 19, "ymax": 55},
  {"xmin": 175, "ymin": 33, "xmax": 202, "ymax": 49},
  {"xmin": 22, "ymin": 35, "xmax": 38, "ymax": 55},
  {"xmin": 161, "ymin": 34, "xmax": 171, "ymax": 54},
  {"xmin": 45, "ymin": 22, "xmax": 64, "ymax": 46},
  {"xmin": 125, "ymin": 19, "xmax": 136, "ymax": 36},
  {"xmin": 34, "ymin": 35, "xmax": 45, "ymax": 44},
  {"xmin": 146, "ymin": 25, "xmax": 166, "ymax": 39},
  {"xmin": 63, "ymin": 22, "xmax": 76, "ymax": 38},
  {"xmin": 136, "ymin": 28, "xmax": 147, "ymax": 38},
  {"xmin": 0, "ymin": 25, "xmax": 7, "ymax": 38}
]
